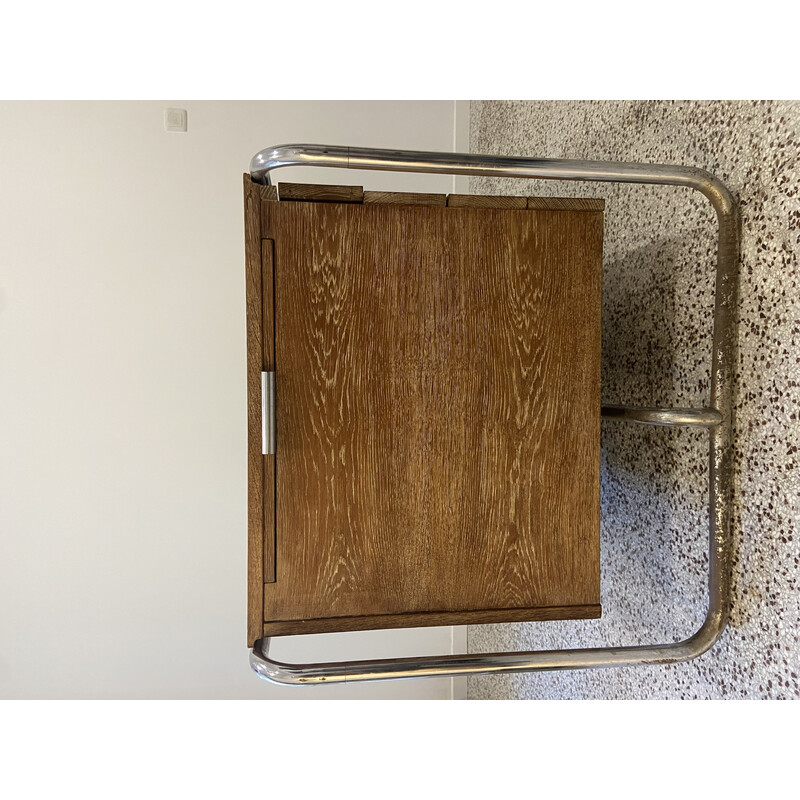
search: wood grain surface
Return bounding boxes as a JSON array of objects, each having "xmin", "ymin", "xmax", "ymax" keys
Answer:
[
  {"xmin": 364, "ymin": 190, "xmax": 447, "ymax": 206},
  {"xmin": 260, "ymin": 184, "xmax": 278, "ymax": 202},
  {"xmin": 263, "ymin": 603, "xmax": 601, "ymax": 637},
  {"xmin": 244, "ymin": 175, "xmax": 265, "ymax": 646},
  {"xmin": 447, "ymin": 193, "xmax": 527, "ymax": 209},
  {"xmin": 259, "ymin": 198, "xmax": 603, "ymax": 630},
  {"xmin": 278, "ymin": 182, "xmax": 363, "ymax": 203},
  {"xmin": 526, "ymin": 197, "xmax": 605, "ymax": 211}
]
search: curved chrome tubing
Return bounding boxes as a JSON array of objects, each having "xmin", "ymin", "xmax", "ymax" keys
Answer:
[
  {"xmin": 248, "ymin": 144, "xmax": 739, "ymax": 685},
  {"xmin": 600, "ymin": 405, "xmax": 723, "ymax": 429}
]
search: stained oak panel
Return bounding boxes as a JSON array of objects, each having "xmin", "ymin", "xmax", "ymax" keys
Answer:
[
  {"xmin": 244, "ymin": 175, "xmax": 265, "ymax": 646},
  {"xmin": 262, "ymin": 199, "xmax": 603, "ymax": 628}
]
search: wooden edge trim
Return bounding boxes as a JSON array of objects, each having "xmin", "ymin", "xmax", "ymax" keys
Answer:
[
  {"xmin": 363, "ymin": 190, "xmax": 447, "ymax": 206},
  {"xmin": 244, "ymin": 174, "xmax": 265, "ymax": 647},
  {"xmin": 447, "ymin": 193, "xmax": 527, "ymax": 209},
  {"xmin": 527, "ymin": 197, "xmax": 606, "ymax": 211},
  {"xmin": 260, "ymin": 184, "xmax": 278, "ymax": 202},
  {"xmin": 261, "ymin": 179, "xmax": 606, "ymax": 212},
  {"xmin": 262, "ymin": 604, "xmax": 602, "ymax": 637},
  {"xmin": 278, "ymin": 182, "xmax": 364, "ymax": 203},
  {"xmin": 447, "ymin": 194, "xmax": 605, "ymax": 211}
]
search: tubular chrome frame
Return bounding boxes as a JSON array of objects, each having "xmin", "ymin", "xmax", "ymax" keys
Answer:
[{"xmin": 248, "ymin": 144, "xmax": 739, "ymax": 686}]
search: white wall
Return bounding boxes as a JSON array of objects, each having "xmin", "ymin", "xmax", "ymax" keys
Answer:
[{"xmin": 0, "ymin": 100, "xmax": 469, "ymax": 699}]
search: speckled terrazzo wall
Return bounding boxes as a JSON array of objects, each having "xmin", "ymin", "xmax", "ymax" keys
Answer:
[{"xmin": 467, "ymin": 100, "xmax": 800, "ymax": 700}]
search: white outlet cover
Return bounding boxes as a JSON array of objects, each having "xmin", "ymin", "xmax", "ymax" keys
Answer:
[{"xmin": 164, "ymin": 108, "xmax": 187, "ymax": 132}]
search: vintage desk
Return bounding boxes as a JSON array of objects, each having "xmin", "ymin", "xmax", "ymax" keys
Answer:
[{"xmin": 244, "ymin": 144, "xmax": 736, "ymax": 687}]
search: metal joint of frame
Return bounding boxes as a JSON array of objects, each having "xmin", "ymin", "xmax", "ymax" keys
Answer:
[{"xmin": 247, "ymin": 143, "xmax": 739, "ymax": 686}]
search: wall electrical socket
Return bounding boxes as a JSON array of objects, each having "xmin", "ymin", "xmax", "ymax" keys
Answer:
[{"xmin": 164, "ymin": 108, "xmax": 188, "ymax": 132}]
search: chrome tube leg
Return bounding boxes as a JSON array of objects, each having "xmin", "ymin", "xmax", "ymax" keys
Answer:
[{"xmin": 248, "ymin": 144, "xmax": 738, "ymax": 685}]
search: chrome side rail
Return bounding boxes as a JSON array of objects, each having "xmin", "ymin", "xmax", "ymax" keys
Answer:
[{"xmin": 248, "ymin": 144, "xmax": 738, "ymax": 685}]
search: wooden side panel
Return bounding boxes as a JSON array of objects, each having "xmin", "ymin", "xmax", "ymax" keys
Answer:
[
  {"xmin": 245, "ymin": 177, "xmax": 279, "ymax": 644},
  {"xmin": 244, "ymin": 175, "xmax": 264, "ymax": 646},
  {"xmin": 264, "ymin": 201, "xmax": 602, "ymax": 627}
]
